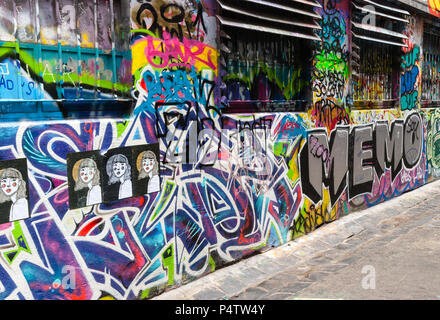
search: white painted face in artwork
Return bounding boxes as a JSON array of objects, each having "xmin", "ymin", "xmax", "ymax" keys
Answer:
[
  {"xmin": 1, "ymin": 177, "xmax": 21, "ymax": 197},
  {"xmin": 80, "ymin": 166, "xmax": 95, "ymax": 184},
  {"xmin": 113, "ymin": 162, "xmax": 127, "ymax": 178},
  {"xmin": 142, "ymin": 158, "xmax": 155, "ymax": 174}
]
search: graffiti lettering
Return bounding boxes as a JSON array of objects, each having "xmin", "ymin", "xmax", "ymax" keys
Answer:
[
  {"xmin": 300, "ymin": 113, "xmax": 423, "ymax": 207},
  {"xmin": 401, "ymin": 45, "xmax": 420, "ymax": 111}
]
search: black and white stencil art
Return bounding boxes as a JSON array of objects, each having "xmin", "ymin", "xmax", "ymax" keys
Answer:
[
  {"xmin": 67, "ymin": 151, "xmax": 103, "ymax": 210},
  {"xmin": 102, "ymin": 147, "xmax": 134, "ymax": 203},
  {"xmin": 132, "ymin": 143, "xmax": 161, "ymax": 196},
  {"xmin": 0, "ymin": 159, "xmax": 31, "ymax": 225}
]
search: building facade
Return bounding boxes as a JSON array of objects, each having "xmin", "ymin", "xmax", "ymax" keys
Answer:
[{"xmin": 0, "ymin": 0, "xmax": 437, "ymax": 299}]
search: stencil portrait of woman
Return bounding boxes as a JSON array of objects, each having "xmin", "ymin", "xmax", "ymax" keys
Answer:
[
  {"xmin": 73, "ymin": 158, "xmax": 102, "ymax": 207},
  {"xmin": 0, "ymin": 168, "xmax": 29, "ymax": 222},
  {"xmin": 137, "ymin": 150, "xmax": 160, "ymax": 194},
  {"xmin": 105, "ymin": 154, "xmax": 133, "ymax": 200}
]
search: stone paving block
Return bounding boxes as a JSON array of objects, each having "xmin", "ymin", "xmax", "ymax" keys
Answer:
[
  {"xmin": 336, "ymin": 235, "xmax": 364, "ymax": 248},
  {"xmin": 266, "ymin": 254, "xmax": 299, "ymax": 268},
  {"xmin": 254, "ymin": 258, "xmax": 288, "ymax": 275},
  {"xmin": 427, "ymin": 199, "xmax": 440, "ymax": 207},
  {"xmin": 193, "ymin": 286, "xmax": 226, "ymax": 300},
  {"xmin": 269, "ymin": 261, "xmax": 292, "ymax": 273},
  {"xmin": 282, "ymin": 281, "xmax": 314, "ymax": 295},
  {"xmin": 358, "ymin": 220, "xmax": 380, "ymax": 232},
  {"xmin": 263, "ymin": 246, "xmax": 294, "ymax": 260},
  {"xmin": 353, "ymin": 214, "xmax": 381, "ymax": 226},
  {"xmin": 244, "ymin": 254, "xmax": 272, "ymax": 266},
  {"xmin": 297, "ymin": 243, "xmax": 328, "ymax": 258},
  {"xmin": 306, "ymin": 255, "xmax": 335, "ymax": 266},
  {"xmin": 420, "ymin": 218, "xmax": 440, "ymax": 227},
  {"xmin": 263, "ymin": 292, "xmax": 295, "ymax": 300},
  {"xmin": 335, "ymin": 254, "xmax": 363, "ymax": 265},
  {"xmin": 397, "ymin": 198, "xmax": 420, "ymax": 206},
  {"xmin": 412, "ymin": 206, "xmax": 436, "ymax": 215},
  {"xmin": 284, "ymin": 264, "xmax": 313, "ymax": 277},
  {"xmin": 177, "ymin": 285, "xmax": 212, "ymax": 299},
  {"xmin": 280, "ymin": 251, "xmax": 307, "ymax": 265},
  {"xmin": 257, "ymin": 277, "xmax": 290, "ymax": 292},
  {"xmin": 291, "ymin": 248, "xmax": 313, "ymax": 260},
  {"xmin": 152, "ymin": 287, "xmax": 189, "ymax": 300},
  {"xmin": 374, "ymin": 209, "xmax": 401, "ymax": 218},
  {"xmin": 317, "ymin": 233, "xmax": 348, "ymax": 247},
  {"xmin": 229, "ymin": 287, "xmax": 269, "ymax": 300},
  {"xmin": 313, "ymin": 248, "xmax": 347, "ymax": 262},
  {"xmin": 370, "ymin": 234, "xmax": 399, "ymax": 247},
  {"xmin": 333, "ymin": 242, "xmax": 354, "ymax": 251},
  {"xmin": 302, "ymin": 271, "xmax": 332, "ymax": 282},
  {"xmin": 234, "ymin": 266, "xmax": 267, "ymax": 285},
  {"xmin": 424, "ymin": 223, "xmax": 440, "ymax": 229},
  {"xmin": 293, "ymin": 236, "xmax": 314, "ymax": 246},
  {"xmin": 264, "ymin": 271, "xmax": 299, "ymax": 285},
  {"xmin": 318, "ymin": 263, "xmax": 350, "ymax": 273},
  {"xmin": 378, "ymin": 223, "xmax": 394, "ymax": 232},
  {"xmin": 213, "ymin": 276, "xmax": 248, "ymax": 297},
  {"xmin": 353, "ymin": 230, "xmax": 380, "ymax": 242},
  {"xmin": 307, "ymin": 239, "xmax": 332, "ymax": 251},
  {"xmin": 391, "ymin": 225, "xmax": 414, "ymax": 235},
  {"xmin": 328, "ymin": 225, "xmax": 357, "ymax": 240}
]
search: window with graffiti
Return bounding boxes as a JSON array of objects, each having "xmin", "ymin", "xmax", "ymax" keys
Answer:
[
  {"xmin": 217, "ymin": 0, "xmax": 320, "ymax": 113},
  {"xmin": 0, "ymin": 0, "xmax": 132, "ymax": 119},
  {"xmin": 353, "ymin": 41, "xmax": 400, "ymax": 104},
  {"xmin": 351, "ymin": 0, "xmax": 409, "ymax": 109},
  {"xmin": 422, "ymin": 22, "xmax": 440, "ymax": 106}
]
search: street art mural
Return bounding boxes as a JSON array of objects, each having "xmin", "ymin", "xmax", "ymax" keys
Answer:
[
  {"xmin": 67, "ymin": 151, "xmax": 104, "ymax": 209},
  {"xmin": 428, "ymin": 0, "xmax": 440, "ymax": 17},
  {"xmin": 0, "ymin": 0, "xmax": 437, "ymax": 301},
  {"xmin": 0, "ymin": 0, "xmax": 132, "ymax": 120},
  {"xmin": 310, "ymin": 0, "xmax": 350, "ymax": 131},
  {"xmin": 401, "ymin": 16, "xmax": 422, "ymax": 111},
  {"xmin": 425, "ymin": 108, "xmax": 440, "ymax": 178},
  {"xmin": 0, "ymin": 159, "xmax": 31, "ymax": 225},
  {"xmin": 301, "ymin": 111, "xmax": 424, "ymax": 208}
]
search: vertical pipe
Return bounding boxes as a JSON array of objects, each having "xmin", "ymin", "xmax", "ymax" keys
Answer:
[
  {"xmin": 35, "ymin": 0, "xmax": 45, "ymax": 100},
  {"xmin": 110, "ymin": 0, "xmax": 117, "ymax": 98},
  {"xmin": 94, "ymin": 0, "xmax": 99, "ymax": 100},
  {"xmin": 56, "ymin": 0, "xmax": 64, "ymax": 100},
  {"xmin": 74, "ymin": 0, "xmax": 82, "ymax": 99},
  {"xmin": 12, "ymin": 1, "xmax": 23, "ymax": 101}
]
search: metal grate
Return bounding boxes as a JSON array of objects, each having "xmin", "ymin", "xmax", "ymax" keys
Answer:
[
  {"xmin": 351, "ymin": 0, "xmax": 409, "ymax": 47},
  {"xmin": 351, "ymin": 0, "xmax": 409, "ymax": 104},
  {"xmin": 217, "ymin": 0, "xmax": 319, "ymax": 113},
  {"xmin": 352, "ymin": 41, "xmax": 396, "ymax": 102},
  {"xmin": 422, "ymin": 24, "xmax": 440, "ymax": 104},
  {"xmin": 216, "ymin": 0, "xmax": 322, "ymax": 40}
]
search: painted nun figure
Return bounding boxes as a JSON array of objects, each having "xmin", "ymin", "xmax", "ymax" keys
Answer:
[
  {"xmin": 106, "ymin": 154, "xmax": 133, "ymax": 200},
  {"xmin": 0, "ymin": 168, "xmax": 29, "ymax": 222}
]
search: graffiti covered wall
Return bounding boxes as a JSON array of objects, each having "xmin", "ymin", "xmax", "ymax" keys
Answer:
[
  {"xmin": 310, "ymin": 0, "xmax": 350, "ymax": 131},
  {"xmin": 0, "ymin": 0, "xmax": 132, "ymax": 120},
  {"xmin": 428, "ymin": 0, "xmax": 440, "ymax": 17},
  {"xmin": 0, "ymin": 0, "xmax": 437, "ymax": 300}
]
